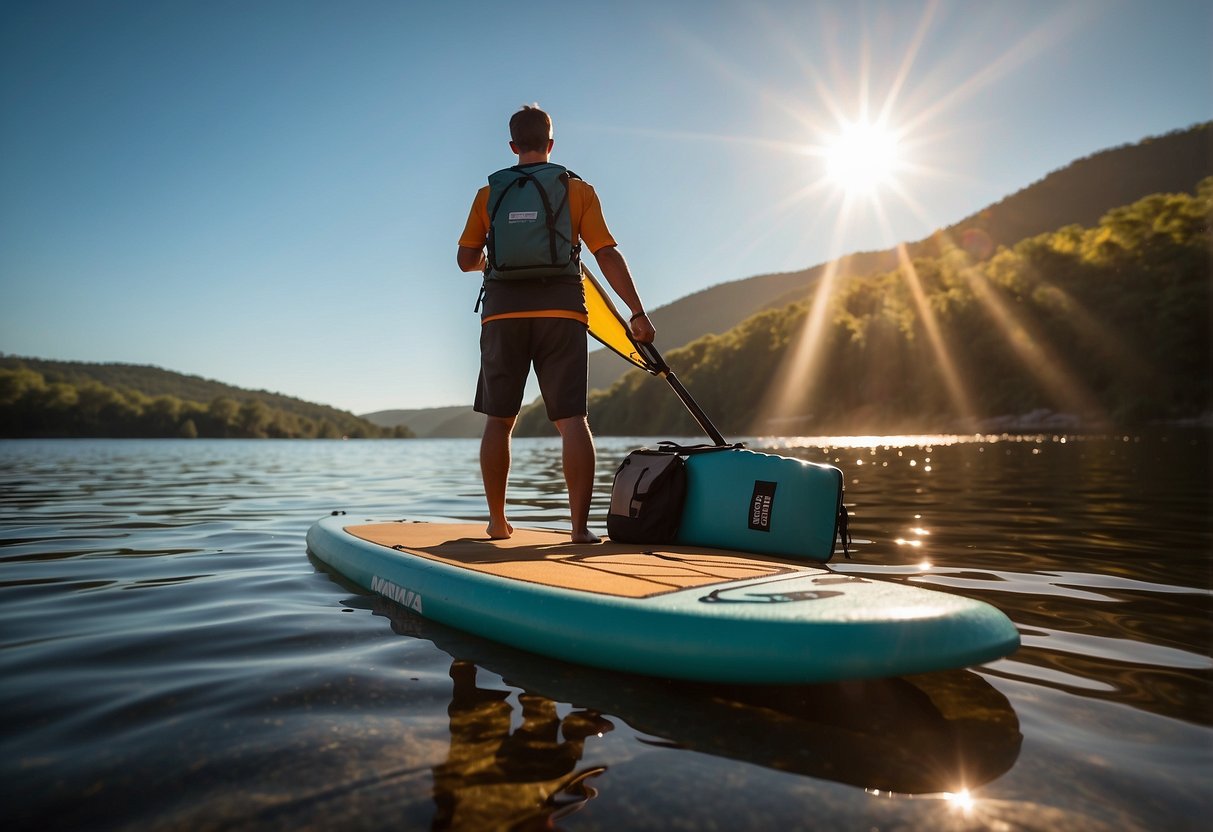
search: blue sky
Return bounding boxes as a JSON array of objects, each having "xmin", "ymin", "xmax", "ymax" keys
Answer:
[{"xmin": 2, "ymin": 0, "xmax": 1209, "ymax": 415}]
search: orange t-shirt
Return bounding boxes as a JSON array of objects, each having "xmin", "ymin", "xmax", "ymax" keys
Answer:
[{"xmin": 459, "ymin": 172, "xmax": 617, "ymax": 323}]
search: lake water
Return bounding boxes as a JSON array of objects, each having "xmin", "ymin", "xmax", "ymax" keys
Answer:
[{"xmin": 1, "ymin": 434, "xmax": 1209, "ymax": 830}]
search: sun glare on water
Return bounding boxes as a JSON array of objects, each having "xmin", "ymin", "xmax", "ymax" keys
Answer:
[{"xmin": 823, "ymin": 119, "xmax": 903, "ymax": 196}]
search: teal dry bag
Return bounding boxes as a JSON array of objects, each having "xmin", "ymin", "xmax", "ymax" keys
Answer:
[{"xmin": 485, "ymin": 163, "xmax": 582, "ymax": 281}]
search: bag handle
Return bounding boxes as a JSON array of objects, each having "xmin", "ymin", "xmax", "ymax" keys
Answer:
[{"xmin": 656, "ymin": 440, "xmax": 745, "ymax": 455}]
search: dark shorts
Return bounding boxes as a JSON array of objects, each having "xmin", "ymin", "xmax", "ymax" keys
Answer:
[{"xmin": 474, "ymin": 317, "xmax": 588, "ymax": 421}]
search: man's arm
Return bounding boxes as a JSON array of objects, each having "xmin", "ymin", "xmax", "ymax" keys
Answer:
[
  {"xmin": 457, "ymin": 246, "xmax": 486, "ymax": 273},
  {"xmin": 593, "ymin": 245, "xmax": 655, "ymax": 343}
]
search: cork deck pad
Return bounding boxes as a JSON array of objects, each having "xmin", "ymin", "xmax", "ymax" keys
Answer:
[{"xmin": 345, "ymin": 522, "xmax": 798, "ymax": 599}]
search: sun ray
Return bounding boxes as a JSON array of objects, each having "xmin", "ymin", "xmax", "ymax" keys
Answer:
[
  {"xmin": 955, "ymin": 260, "xmax": 1107, "ymax": 422},
  {"xmin": 874, "ymin": 168, "xmax": 1111, "ymax": 421},
  {"xmin": 896, "ymin": 3, "xmax": 1093, "ymax": 137},
  {"xmin": 708, "ymin": 177, "xmax": 838, "ymax": 265},
  {"xmin": 888, "ymin": 238, "xmax": 977, "ymax": 427},
  {"xmin": 752, "ymin": 202, "xmax": 857, "ymax": 432},
  {"xmin": 856, "ymin": 23, "xmax": 872, "ymax": 124},
  {"xmin": 869, "ymin": 161, "xmax": 1113, "ymax": 425},
  {"xmin": 875, "ymin": 0, "xmax": 940, "ymax": 126},
  {"xmin": 1032, "ymin": 281, "xmax": 1156, "ymax": 386}
]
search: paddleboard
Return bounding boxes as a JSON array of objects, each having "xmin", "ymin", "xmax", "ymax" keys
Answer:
[{"xmin": 306, "ymin": 514, "xmax": 1020, "ymax": 684}]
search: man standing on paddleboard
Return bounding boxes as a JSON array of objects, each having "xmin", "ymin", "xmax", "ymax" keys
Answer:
[{"xmin": 457, "ymin": 104, "xmax": 654, "ymax": 544}]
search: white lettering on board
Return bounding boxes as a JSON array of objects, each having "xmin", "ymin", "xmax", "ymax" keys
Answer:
[{"xmin": 371, "ymin": 575, "xmax": 423, "ymax": 614}]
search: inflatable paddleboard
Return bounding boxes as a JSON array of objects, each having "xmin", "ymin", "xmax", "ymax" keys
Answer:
[{"xmin": 306, "ymin": 515, "xmax": 1019, "ymax": 684}]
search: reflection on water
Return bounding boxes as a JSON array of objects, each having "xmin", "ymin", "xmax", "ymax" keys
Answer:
[
  {"xmin": 434, "ymin": 660, "xmax": 610, "ymax": 829},
  {"xmin": 368, "ymin": 594, "xmax": 1022, "ymax": 820},
  {"xmin": 0, "ymin": 435, "xmax": 1210, "ymax": 830}
]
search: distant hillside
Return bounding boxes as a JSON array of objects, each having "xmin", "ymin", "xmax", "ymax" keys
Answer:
[
  {"xmin": 589, "ymin": 122, "xmax": 1213, "ymax": 390},
  {"xmin": 363, "ymin": 405, "xmax": 481, "ymax": 438},
  {"xmin": 530, "ymin": 178, "xmax": 1211, "ymax": 437},
  {"xmin": 933, "ymin": 123, "xmax": 1213, "ymax": 252},
  {"xmin": 0, "ymin": 356, "xmax": 409, "ymax": 438}
]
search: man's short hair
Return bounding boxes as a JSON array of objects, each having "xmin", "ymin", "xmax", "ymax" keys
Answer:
[{"xmin": 510, "ymin": 105, "xmax": 552, "ymax": 153}]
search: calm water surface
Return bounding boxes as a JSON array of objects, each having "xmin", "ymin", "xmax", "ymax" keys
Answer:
[{"xmin": 1, "ymin": 434, "xmax": 1209, "ymax": 830}]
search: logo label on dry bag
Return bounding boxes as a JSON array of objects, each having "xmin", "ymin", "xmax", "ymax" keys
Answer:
[
  {"xmin": 508, "ymin": 210, "xmax": 538, "ymax": 223},
  {"xmin": 749, "ymin": 480, "xmax": 777, "ymax": 532}
]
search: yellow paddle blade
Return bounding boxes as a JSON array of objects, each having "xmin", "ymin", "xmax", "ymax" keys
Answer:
[
  {"xmin": 582, "ymin": 265, "xmax": 727, "ymax": 444},
  {"xmin": 582, "ymin": 266, "xmax": 659, "ymax": 374}
]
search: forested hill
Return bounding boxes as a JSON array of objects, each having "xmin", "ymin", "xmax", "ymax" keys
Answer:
[
  {"xmin": 0, "ymin": 357, "xmax": 411, "ymax": 438},
  {"xmin": 937, "ymin": 123, "xmax": 1213, "ymax": 253},
  {"xmin": 521, "ymin": 178, "xmax": 1212, "ymax": 437},
  {"xmin": 588, "ymin": 122, "xmax": 1213, "ymax": 391}
]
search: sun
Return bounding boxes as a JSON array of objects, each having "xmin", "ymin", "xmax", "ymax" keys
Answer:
[{"xmin": 822, "ymin": 119, "xmax": 903, "ymax": 196}]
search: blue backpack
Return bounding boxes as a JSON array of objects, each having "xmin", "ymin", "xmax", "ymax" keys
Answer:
[{"xmin": 485, "ymin": 163, "xmax": 582, "ymax": 281}]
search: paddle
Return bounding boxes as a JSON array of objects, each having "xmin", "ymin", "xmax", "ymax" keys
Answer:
[{"xmin": 582, "ymin": 266, "xmax": 729, "ymax": 446}]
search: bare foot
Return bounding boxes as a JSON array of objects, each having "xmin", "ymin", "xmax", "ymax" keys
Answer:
[
  {"xmin": 486, "ymin": 520, "xmax": 513, "ymax": 540},
  {"xmin": 572, "ymin": 529, "xmax": 602, "ymax": 544}
]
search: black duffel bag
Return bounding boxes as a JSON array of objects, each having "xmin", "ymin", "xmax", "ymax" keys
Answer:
[{"xmin": 606, "ymin": 448, "xmax": 687, "ymax": 544}]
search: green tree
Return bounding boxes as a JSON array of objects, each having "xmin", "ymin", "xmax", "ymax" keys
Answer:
[
  {"xmin": 238, "ymin": 400, "xmax": 271, "ymax": 438},
  {"xmin": 207, "ymin": 397, "xmax": 240, "ymax": 437}
]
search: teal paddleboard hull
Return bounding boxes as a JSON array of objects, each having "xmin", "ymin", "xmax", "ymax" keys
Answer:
[{"xmin": 306, "ymin": 515, "xmax": 1019, "ymax": 684}]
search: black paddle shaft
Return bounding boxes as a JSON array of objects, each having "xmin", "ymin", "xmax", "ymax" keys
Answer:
[{"xmin": 635, "ymin": 342, "xmax": 729, "ymax": 447}]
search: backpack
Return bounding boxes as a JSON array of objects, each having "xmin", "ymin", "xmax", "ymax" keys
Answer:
[
  {"xmin": 606, "ymin": 448, "xmax": 688, "ymax": 544},
  {"xmin": 485, "ymin": 163, "xmax": 582, "ymax": 281}
]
